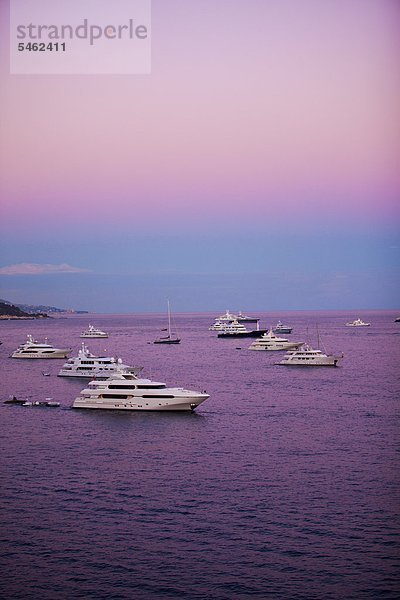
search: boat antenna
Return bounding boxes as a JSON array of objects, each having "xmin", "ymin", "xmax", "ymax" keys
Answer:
[
  {"xmin": 167, "ymin": 299, "xmax": 171, "ymax": 338},
  {"xmin": 317, "ymin": 323, "xmax": 327, "ymax": 354}
]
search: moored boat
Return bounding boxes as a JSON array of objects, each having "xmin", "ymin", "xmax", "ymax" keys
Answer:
[
  {"xmin": 275, "ymin": 344, "xmax": 343, "ymax": 366},
  {"xmin": 217, "ymin": 320, "xmax": 267, "ymax": 338},
  {"xmin": 58, "ymin": 343, "xmax": 141, "ymax": 378},
  {"xmin": 345, "ymin": 318, "xmax": 370, "ymax": 327},
  {"xmin": 11, "ymin": 335, "xmax": 71, "ymax": 359},
  {"xmin": 236, "ymin": 311, "xmax": 260, "ymax": 323},
  {"xmin": 22, "ymin": 398, "xmax": 60, "ymax": 407},
  {"xmin": 4, "ymin": 395, "xmax": 27, "ymax": 405},
  {"xmin": 73, "ymin": 371, "xmax": 209, "ymax": 412},
  {"xmin": 249, "ymin": 329, "xmax": 303, "ymax": 351},
  {"xmin": 80, "ymin": 324, "xmax": 109, "ymax": 338},
  {"xmin": 154, "ymin": 301, "xmax": 181, "ymax": 344},
  {"xmin": 212, "ymin": 310, "xmax": 259, "ymax": 325},
  {"xmin": 272, "ymin": 320, "xmax": 293, "ymax": 334}
]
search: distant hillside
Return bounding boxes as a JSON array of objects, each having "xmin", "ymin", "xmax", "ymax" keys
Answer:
[
  {"xmin": 0, "ymin": 299, "xmax": 88, "ymax": 314},
  {"xmin": 0, "ymin": 300, "xmax": 29, "ymax": 317},
  {"xmin": 15, "ymin": 302, "xmax": 66, "ymax": 314},
  {"xmin": 0, "ymin": 300, "xmax": 49, "ymax": 319}
]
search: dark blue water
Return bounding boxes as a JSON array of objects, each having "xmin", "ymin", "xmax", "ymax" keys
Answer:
[{"xmin": 1, "ymin": 311, "xmax": 399, "ymax": 599}]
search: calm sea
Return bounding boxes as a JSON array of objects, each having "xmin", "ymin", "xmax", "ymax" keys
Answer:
[{"xmin": 1, "ymin": 311, "xmax": 399, "ymax": 599}]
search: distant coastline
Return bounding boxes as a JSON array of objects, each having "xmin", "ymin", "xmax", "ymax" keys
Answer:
[{"xmin": 0, "ymin": 299, "xmax": 88, "ymax": 320}]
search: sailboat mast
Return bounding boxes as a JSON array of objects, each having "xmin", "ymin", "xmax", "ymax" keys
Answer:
[{"xmin": 167, "ymin": 300, "xmax": 171, "ymax": 337}]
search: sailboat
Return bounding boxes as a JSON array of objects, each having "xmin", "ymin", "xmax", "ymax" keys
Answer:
[{"xmin": 154, "ymin": 301, "xmax": 181, "ymax": 344}]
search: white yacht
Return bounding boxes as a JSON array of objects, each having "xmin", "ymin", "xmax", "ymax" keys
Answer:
[
  {"xmin": 236, "ymin": 311, "xmax": 259, "ymax": 323},
  {"xmin": 216, "ymin": 310, "xmax": 259, "ymax": 323},
  {"xmin": 11, "ymin": 335, "xmax": 71, "ymax": 359},
  {"xmin": 275, "ymin": 344, "xmax": 343, "ymax": 367},
  {"xmin": 345, "ymin": 318, "xmax": 370, "ymax": 327},
  {"xmin": 217, "ymin": 310, "xmax": 239, "ymax": 322},
  {"xmin": 272, "ymin": 320, "xmax": 293, "ymax": 334},
  {"xmin": 58, "ymin": 343, "xmax": 141, "ymax": 378},
  {"xmin": 219, "ymin": 320, "xmax": 248, "ymax": 333},
  {"xmin": 249, "ymin": 329, "xmax": 303, "ymax": 351},
  {"xmin": 73, "ymin": 371, "xmax": 210, "ymax": 412},
  {"xmin": 80, "ymin": 324, "xmax": 109, "ymax": 338},
  {"xmin": 209, "ymin": 319, "xmax": 226, "ymax": 331},
  {"xmin": 217, "ymin": 320, "xmax": 268, "ymax": 338}
]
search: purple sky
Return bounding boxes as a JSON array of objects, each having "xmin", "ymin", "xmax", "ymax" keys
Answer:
[{"xmin": 0, "ymin": 0, "xmax": 399, "ymax": 312}]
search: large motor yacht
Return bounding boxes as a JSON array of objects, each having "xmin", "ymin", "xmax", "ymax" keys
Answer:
[
  {"xmin": 73, "ymin": 371, "xmax": 210, "ymax": 411},
  {"xmin": 58, "ymin": 343, "xmax": 141, "ymax": 378},
  {"xmin": 275, "ymin": 344, "xmax": 343, "ymax": 367},
  {"xmin": 235, "ymin": 311, "xmax": 259, "ymax": 323},
  {"xmin": 217, "ymin": 310, "xmax": 239, "ymax": 322},
  {"xmin": 216, "ymin": 310, "xmax": 259, "ymax": 324},
  {"xmin": 345, "ymin": 318, "xmax": 370, "ymax": 327},
  {"xmin": 80, "ymin": 324, "xmax": 109, "ymax": 338},
  {"xmin": 11, "ymin": 335, "xmax": 71, "ymax": 359},
  {"xmin": 217, "ymin": 320, "xmax": 267, "ymax": 338},
  {"xmin": 249, "ymin": 329, "xmax": 303, "ymax": 351}
]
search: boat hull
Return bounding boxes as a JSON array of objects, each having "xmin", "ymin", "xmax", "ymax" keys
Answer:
[
  {"xmin": 4, "ymin": 397, "xmax": 26, "ymax": 404},
  {"xmin": 80, "ymin": 334, "xmax": 109, "ymax": 338},
  {"xmin": 276, "ymin": 357, "xmax": 341, "ymax": 366},
  {"xmin": 58, "ymin": 369, "xmax": 141, "ymax": 378},
  {"xmin": 11, "ymin": 350, "xmax": 70, "ymax": 359},
  {"xmin": 72, "ymin": 394, "xmax": 209, "ymax": 411},
  {"xmin": 218, "ymin": 329, "xmax": 268, "ymax": 338}
]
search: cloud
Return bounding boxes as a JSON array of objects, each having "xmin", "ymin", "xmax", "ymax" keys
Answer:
[{"xmin": 0, "ymin": 263, "xmax": 91, "ymax": 275}]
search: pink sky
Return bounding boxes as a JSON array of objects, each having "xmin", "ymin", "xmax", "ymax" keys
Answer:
[{"xmin": 1, "ymin": 0, "xmax": 400, "ymax": 234}]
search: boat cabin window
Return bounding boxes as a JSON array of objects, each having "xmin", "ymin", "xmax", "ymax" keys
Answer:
[
  {"xmin": 142, "ymin": 394, "xmax": 174, "ymax": 399},
  {"xmin": 108, "ymin": 384, "xmax": 137, "ymax": 390},
  {"xmin": 136, "ymin": 384, "xmax": 165, "ymax": 389}
]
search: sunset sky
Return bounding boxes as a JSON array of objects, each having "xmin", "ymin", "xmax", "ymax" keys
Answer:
[{"xmin": 1, "ymin": 0, "xmax": 399, "ymax": 312}]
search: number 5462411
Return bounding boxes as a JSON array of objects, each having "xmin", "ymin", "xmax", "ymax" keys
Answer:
[{"xmin": 18, "ymin": 42, "xmax": 66, "ymax": 51}]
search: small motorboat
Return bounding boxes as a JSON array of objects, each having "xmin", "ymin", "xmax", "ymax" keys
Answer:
[
  {"xmin": 22, "ymin": 398, "xmax": 60, "ymax": 408},
  {"xmin": 4, "ymin": 395, "xmax": 27, "ymax": 405}
]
